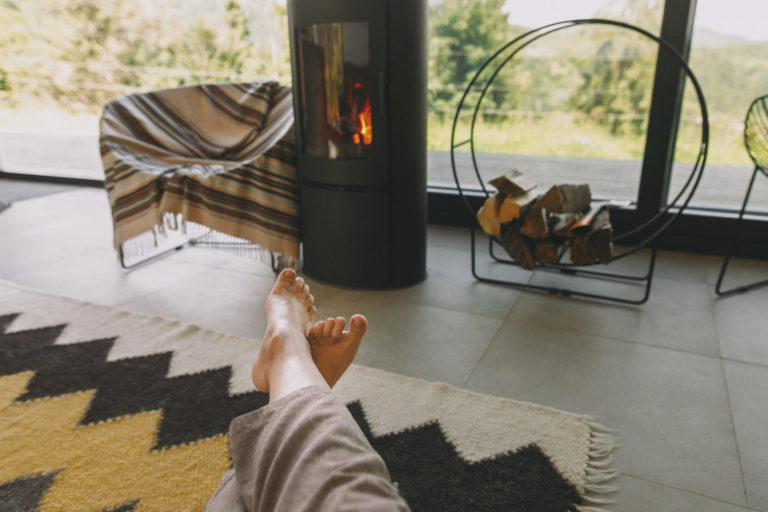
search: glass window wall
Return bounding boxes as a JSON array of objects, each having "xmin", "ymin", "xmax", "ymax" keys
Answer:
[
  {"xmin": 669, "ymin": 0, "xmax": 768, "ymax": 214},
  {"xmin": 0, "ymin": 0, "xmax": 291, "ymax": 181},
  {"xmin": 429, "ymin": 0, "xmax": 664, "ymax": 204}
]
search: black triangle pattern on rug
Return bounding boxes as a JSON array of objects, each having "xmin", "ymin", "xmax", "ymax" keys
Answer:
[
  {"xmin": 0, "ymin": 314, "xmax": 583, "ymax": 511},
  {"xmin": 0, "ymin": 473, "xmax": 57, "ymax": 512},
  {"xmin": 0, "ymin": 314, "xmax": 269, "ymax": 448},
  {"xmin": 348, "ymin": 401, "xmax": 583, "ymax": 512},
  {"xmin": 104, "ymin": 500, "xmax": 138, "ymax": 512}
]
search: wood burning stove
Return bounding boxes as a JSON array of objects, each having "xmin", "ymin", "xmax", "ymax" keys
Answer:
[{"xmin": 288, "ymin": 0, "xmax": 427, "ymax": 288}]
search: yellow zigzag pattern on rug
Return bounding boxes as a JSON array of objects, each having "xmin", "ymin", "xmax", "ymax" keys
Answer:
[{"xmin": 0, "ymin": 371, "xmax": 230, "ymax": 511}]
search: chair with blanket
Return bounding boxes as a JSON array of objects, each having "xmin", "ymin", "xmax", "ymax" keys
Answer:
[{"xmin": 99, "ymin": 81, "xmax": 298, "ymax": 270}]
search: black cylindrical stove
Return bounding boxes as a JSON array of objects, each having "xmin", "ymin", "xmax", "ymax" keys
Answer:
[{"xmin": 287, "ymin": 0, "xmax": 427, "ymax": 289}]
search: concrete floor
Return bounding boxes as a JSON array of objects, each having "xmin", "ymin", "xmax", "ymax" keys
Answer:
[{"xmin": 0, "ymin": 187, "xmax": 766, "ymax": 511}]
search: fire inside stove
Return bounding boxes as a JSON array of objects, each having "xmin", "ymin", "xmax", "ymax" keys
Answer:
[
  {"xmin": 297, "ymin": 22, "xmax": 373, "ymax": 159},
  {"xmin": 351, "ymin": 82, "xmax": 372, "ymax": 146}
]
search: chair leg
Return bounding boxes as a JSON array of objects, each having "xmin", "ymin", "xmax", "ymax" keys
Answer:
[
  {"xmin": 119, "ymin": 240, "xmax": 189, "ymax": 270},
  {"xmin": 270, "ymin": 252, "xmax": 294, "ymax": 274},
  {"xmin": 716, "ymin": 166, "xmax": 768, "ymax": 296},
  {"xmin": 118, "ymin": 228, "xmax": 216, "ymax": 270},
  {"xmin": 119, "ymin": 229, "xmax": 293, "ymax": 274}
]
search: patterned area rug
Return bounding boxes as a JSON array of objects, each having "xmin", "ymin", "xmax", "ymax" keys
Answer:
[{"xmin": 0, "ymin": 280, "xmax": 618, "ymax": 511}]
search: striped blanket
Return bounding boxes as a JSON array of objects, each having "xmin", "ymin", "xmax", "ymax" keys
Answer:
[{"xmin": 100, "ymin": 81, "xmax": 299, "ymax": 265}]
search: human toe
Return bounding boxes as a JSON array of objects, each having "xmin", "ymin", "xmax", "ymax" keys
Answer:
[
  {"xmin": 309, "ymin": 320, "xmax": 325, "ymax": 342},
  {"xmin": 291, "ymin": 277, "xmax": 305, "ymax": 295},
  {"xmin": 331, "ymin": 317, "xmax": 345, "ymax": 341},
  {"xmin": 349, "ymin": 314, "xmax": 368, "ymax": 337},
  {"xmin": 273, "ymin": 268, "xmax": 296, "ymax": 293},
  {"xmin": 322, "ymin": 318, "xmax": 336, "ymax": 339}
]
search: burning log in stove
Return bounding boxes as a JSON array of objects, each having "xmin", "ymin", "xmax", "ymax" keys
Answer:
[{"xmin": 476, "ymin": 171, "xmax": 615, "ymax": 270}]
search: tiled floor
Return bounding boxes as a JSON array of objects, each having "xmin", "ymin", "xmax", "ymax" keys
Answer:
[{"xmin": 1, "ymin": 186, "xmax": 767, "ymax": 511}]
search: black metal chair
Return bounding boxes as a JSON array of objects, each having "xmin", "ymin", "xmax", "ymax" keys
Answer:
[{"xmin": 715, "ymin": 94, "xmax": 768, "ymax": 296}]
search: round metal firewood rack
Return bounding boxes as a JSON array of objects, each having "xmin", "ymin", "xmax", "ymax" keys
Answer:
[{"xmin": 450, "ymin": 18, "xmax": 709, "ymax": 305}]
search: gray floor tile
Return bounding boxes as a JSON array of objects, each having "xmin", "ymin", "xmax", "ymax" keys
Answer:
[
  {"xmin": 302, "ymin": 246, "xmax": 524, "ymax": 318},
  {"xmin": 427, "ymin": 224, "xmax": 471, "ymax": 251},
  {"xmin": 0, "ymin": 178, "xmax": 80, "ymax": 203},
  {"xmin": 214, "ymin": 252, "xmax": 284, "ymax": 278},
  {"xmin": 120, "ymin": 265, "xmax": 343, "ymax": 340},
  {"xmin": 465, "ymin": 320, "xmax": 746, "ymax": 504},
  {"xmin": 723, "ymin": 361, "xmax": 768, "ymax": 511},
  {"xmin": 708, "ymin": 257, "xmax": 768, "ymax": 288},
  {"xmin": 8, "ymin": 247, "xmax": 214, "ymax": 307},
  {"xmin": 169, "ymin": 245, "xmax": 242, "ymax": 268},
  {"xmin": 612, "ymin": 475, "xmax": 750, "ymax": 511},
  {"xmin": 121, "ymin": 267, "xmax": 278, "ymax": 340},
  {"xmin": 0, "ymin": 188, "xmax": 108, "ymax": 225},
  {"xmin": 406, "ymin": 246, "xmax": 525, "ymax": 317},
  {"xmin": 510, "ymin": 273, "xmax": 721, "ymax": 356},
  {"xmin": 0, "ymin": 221, "xmax": 114, "ymax": 278},
  {"xmin": 0, "ymin": 231, "xmax": 97, "ymax": 278},
  {"xmin": 654, "ymin": 249, "xmax": 722, "ymax": 284},
  {"xmin": 715, "ymin": 290, "xmax": 768, "ymax": 366},
  {"xmin": 319, "ymin": 292, "xmax": 503, "ymax": 387},
  {"xmin": 0, "ymin": 195, "xmax": 115, "ymax": 278}
]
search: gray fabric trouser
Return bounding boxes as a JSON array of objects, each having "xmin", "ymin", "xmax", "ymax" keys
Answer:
[{"xmin": 204, "ymin": 386, "xmax": 410, "ymax": 512}]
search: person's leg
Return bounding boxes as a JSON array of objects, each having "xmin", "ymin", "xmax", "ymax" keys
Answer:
[
  {"xmin": 251, "ymin": 268, "xmax": 368, "ymax": 399},
  {"xmin": 250, "ymin": 268, "xmax": 327, "ymax": 401},
  {"xmin": 206, "ymin": 269, "xmax": 408, "ymax": 512}
]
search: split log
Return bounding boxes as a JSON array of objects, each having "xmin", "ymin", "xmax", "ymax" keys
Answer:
[
  {"xmin": 569, "ymin": 209, "xmax": 614, "ymax": 265},
  {"xmin": 536, "ymin": 184, "xmax": 591, "ymax": 214},
  {"xmin": 502, "ymin": 227, "xmax": 535, "ymax": 270},
  {"xmin": 476, "ymin": 194, "xmax": 502, "ymax": 237},
  {"xmin": 549, "ymin": 212, "xmax": 583, "ymax": 238},
  {"xmin": 586, "ymin": 209, "xmax": 614, "ymax": 263},
  {"xmin": 534, "ymin": 240, "xmax": 558, "ymax": 265},
  {"xmin": 489, "ymin": 170, "xmax": 537, "ymax": 197},
  {"xmin": 569, "ymin": 206, "xmax": 598, "ymax": 236},
  {"xmin": 519, "ymin": 206, "xmax": 549, "ymax": 239},
  {"xmin": 497, "ymin": 190, "xmax": 537, "ymax": 223},
  {"xmin": 570, "ymin": 237, "xmax": 596, "ymax": 265},
  {"xmin": 479, "ymin": 178, "xmax": 614, "ymax": 268}
]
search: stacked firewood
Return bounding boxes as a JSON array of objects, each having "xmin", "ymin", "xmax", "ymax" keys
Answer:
[{"xmin": 476, "ymin": 171, "xmax": 614, "ymax": 270}]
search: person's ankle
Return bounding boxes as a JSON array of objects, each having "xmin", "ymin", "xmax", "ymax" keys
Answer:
[
  {"xmin": 263, "ymin": 325, "xmax": 310, "ymax": 360},
  {"xmin": 264, "ymin": 322, "xmax": 301, "ymax": 344}
]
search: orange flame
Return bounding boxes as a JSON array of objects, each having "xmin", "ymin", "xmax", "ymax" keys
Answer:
[{"xmin": 358, "ymin": 100, "xmax": 372, "ymax": 145}]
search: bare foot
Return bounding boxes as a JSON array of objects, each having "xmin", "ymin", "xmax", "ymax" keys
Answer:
[
  {"xmin": 251, "ymin": 269, "xmax": 318, "ymax": 394},
  {"xmin": 308, "ymin": 314, "xmax": 367, "ymax": 388}
]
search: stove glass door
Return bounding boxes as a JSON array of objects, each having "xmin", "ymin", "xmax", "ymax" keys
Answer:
[{"xmin": 297, "ymin": 22, "xmax": 373, "ymax": 160}]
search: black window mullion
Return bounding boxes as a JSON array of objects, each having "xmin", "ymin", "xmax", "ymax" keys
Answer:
[{"xmin": 636, "ymin": 0, "xmax": 698, "ymax": 218}]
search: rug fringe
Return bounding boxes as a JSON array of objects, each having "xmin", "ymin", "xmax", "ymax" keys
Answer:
[
  {"xmin": 588, "ymin": 420, "xmax": 617, "ymax": 433},
  {"xmin": 120, "ymin": 216, "xmax": 298, "ymax": 270},
  {"xmin": 580, "ymin": 419, "xmax": 620, "ymax": 512}
]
